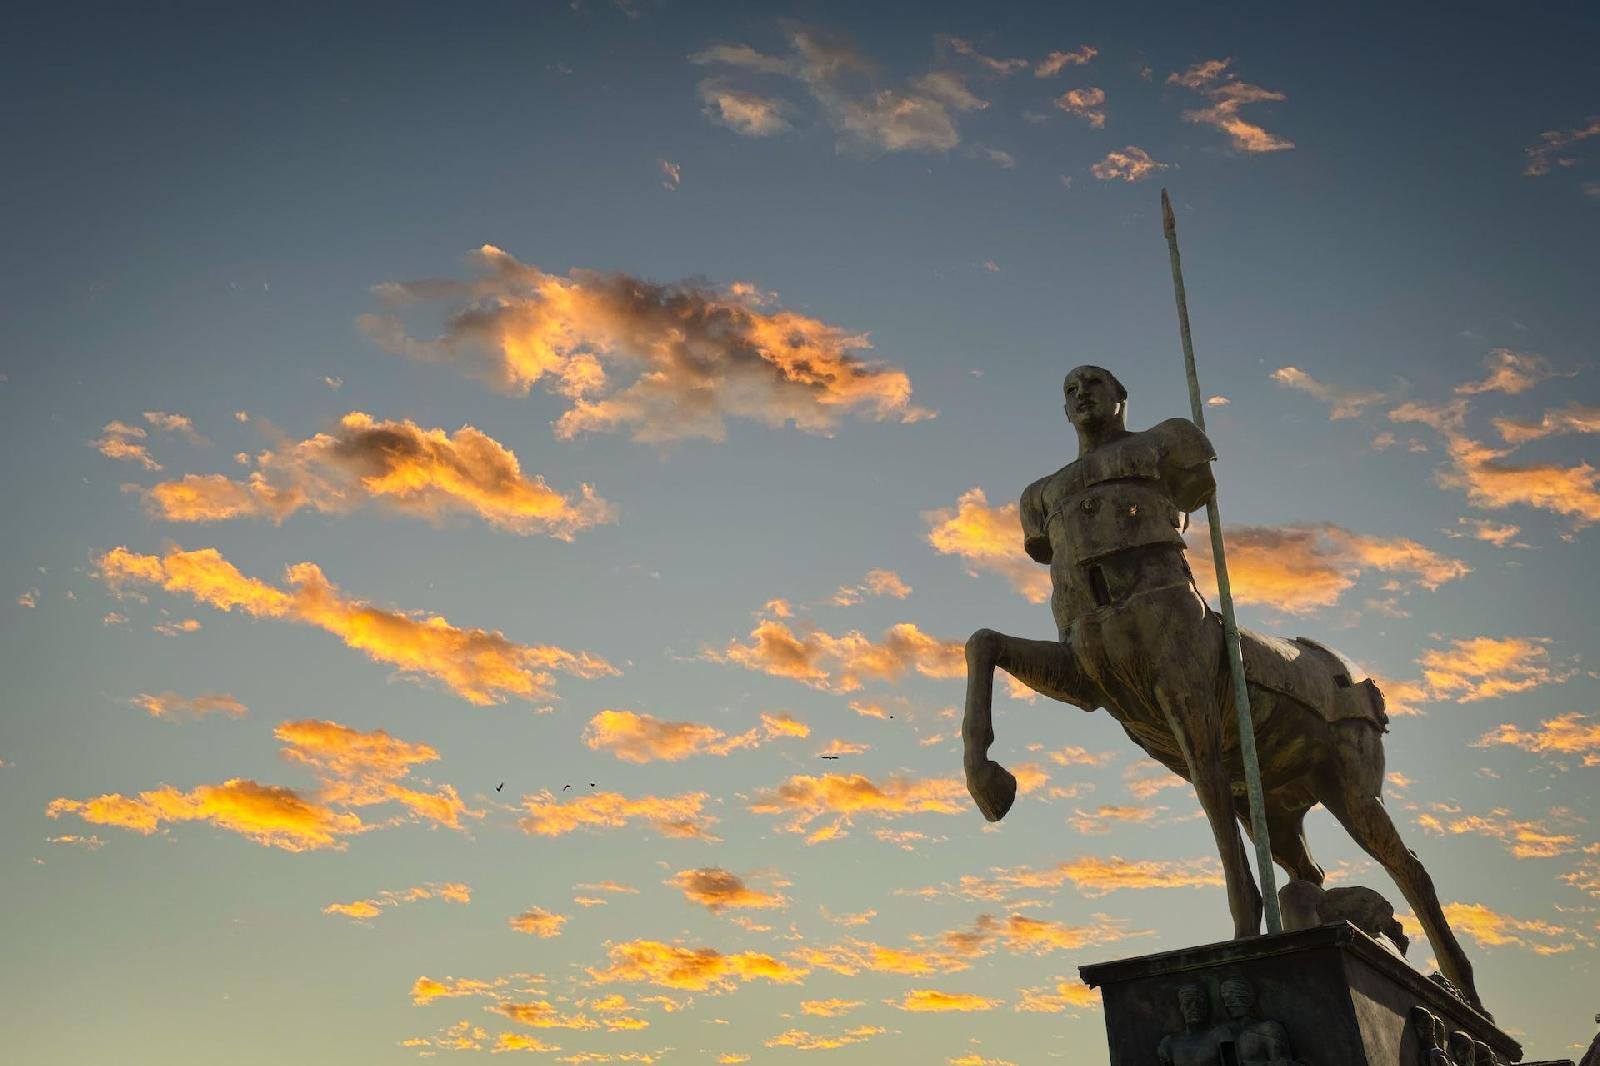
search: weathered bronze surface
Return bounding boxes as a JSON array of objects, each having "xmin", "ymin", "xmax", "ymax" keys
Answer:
[{"xmin": 963, "ymin": 366, "xmax": 1484, "ymax": 1011}]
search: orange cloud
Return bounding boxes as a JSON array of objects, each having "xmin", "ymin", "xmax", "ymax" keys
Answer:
[
  {"xmin": 143, "ymin": 410, "xmax": 205, "ymax": 444},
  {"xmin": 411, "ymin": 975, "xmax": 521, "ymax": 1006},
  {"xmin": 1494, "ymin": 404, "xmax": 1600, "ymax": 445},
  {"xmin": 764, "ymin": 1026, "xmax": 885, "ymax": 1051},
  {"xmin": 793, "ymin": 939, "xmax": 972, "ymax": 977},
  {"xmin": 833, "ymin": 568, "xmax": 913, "ymax": 605},
  {"xmin": 967, "ymin": 856, "xmax": 1225, "ymax": 899},
  {"xmin": 47, "ymin": 779, "xmax": 364, "ymax": 852},
  {"xmin": 1090, "ymin": 146, "xmax": 1167, "ymax": 182},
  {"xmin": 1167, "ymin": 58, "xmax": 1293, "ymax": 152},
  {"xmin": 583, "ymin": 710, "xmax": 763, "ymax": 763},
  {"xmin": 944, "ymin": 912, "xmax": 1145, "ymax": 958},
  {"xmin": 1186, "ymin": 522, "xmax": 1469, "ymax": 615},
  {"xmin": 1441, "ymin": 902, "xmax": 1576, "ymax": 955},
  {"xmin": 145, "ymin": 412, "xmax": 613, "ymax": 538},
  {"xmin": 510, "ymin": 907, "xmax": 570, "ymax": 937},
  {"xmin": 708, "ymin": 617, "xmax": 963, "ymax": 693},
  {"xmin": 92, "ymin": 420, "xmax": 161, "ymax": 471},
  {"xmin": 1417, "ymin": 636, "xmax": 1572, "ymax": 703},
  {"xmin": 669, "ymin": 868, "xmax": 788, "ymax": 913},
  {"xmin": 587, "ymin": 940, "xmax": 807, "ymax": 992},
  {"xmin": 359, "ymin": 245, "xmax": 930, "ymax": 444},
  {"xmin": 895, "ymin": 989, "xmax": 997, "ymax": 1012},
  {"xmin": 324, "ymin": 881, "xmax": 471, "ymax": 921},
  {"xmin": 1055, "ymin": 86, "xmax": 1106, "ymax": 128},
  {"xmin": 130, "ymin": 691, "xmax": 247, "ymax": 720},
  {"xmin": 800, "ymin": 999, "xmax": 863, "ymax": 1018},
  {"xmin": 747, "ymin": 772, "xmax": 967, "ymax": 841},
  {"xmin": 1456, "ymin": 349, "xmax": 1561, "ymax": 396},
  {"xmin": 98, "ymin": 546, "xmax": 614, "ymax": 704},
  {"xmin": 1449, "ymin": 518, "xmax": 1524, "ymax": 547},
  {"xmin": 759, "ymin": 711, "xmax": 810, "ymax": 739},
  {"xmin": 923, "ymin": 488, "xmax": 1051, "ymax": 603},
  {"xmin": 495, "ymin": 1033, "xmax": 562, "ymax": 1053},
  {"xmin": 1069, "ymin": 805, "xmax": 1165, "ymax": 835},
  {"xmin": 518, "ymin": 790, "xmax": 718, "ymax": 841},
  {"xmin": 1270, "ymin": 366, "xmax": 1383, "ymax": 419},
  {"xmin": 1474, "ymin": 712, "xmax": 1600, "ymax": 767},
  {"xmin": 1415, "ymin": 804, "xmax": 1579, "ymax": 858},
  {"xmin": 493, "ymin": 1001, "xmax": 600, "ymax": 1030},
  {"xmin": 1015, "ymin": 980, "xmax": 1101, "ymax": 1013},
  {"xmin": 275, "ymin": 718, "xmax": 473, "ymax": 830},
  {"xmin": 1035, "ymin": 46, "xmax": 1097, "ymax": 77}
]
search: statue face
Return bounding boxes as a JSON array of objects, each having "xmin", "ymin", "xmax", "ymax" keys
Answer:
[
  {"xmin": 1063, "ymin": 365, "xmax": 1124, "ymax": 431},
  {"xmin": 1177, "ymin": 985, "xmax": 1208, "ymax": 1024},
  {"xmin": 1218, "ymin": 979, "xmax": 1254, "ymax": 1017}
]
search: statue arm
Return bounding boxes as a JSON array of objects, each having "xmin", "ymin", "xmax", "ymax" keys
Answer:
[
  {"xmin": 1155, "ymin": 417, "xmax": 1218, "ymax": 514},
  {"xmin": 1020, "ymin": 479, "xmax": 1053, "ymax": 564}
]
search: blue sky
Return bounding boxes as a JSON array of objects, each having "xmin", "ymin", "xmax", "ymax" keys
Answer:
[{"xmin": 3, "ymin": 2, "xmax": 1598, "ymax": 1063}]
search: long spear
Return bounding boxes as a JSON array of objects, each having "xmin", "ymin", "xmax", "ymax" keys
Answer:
[{"xmin": 1160, "ymin": 188, "xmax": 1282, "ymax": 935}]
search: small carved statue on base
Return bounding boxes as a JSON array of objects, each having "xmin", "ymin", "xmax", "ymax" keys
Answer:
[
  {"xmin": 1409, "ymin": 1004, "xmax": 1509, "ymax": 1066},
  {"xmin": 1219, "ymin": 977, "xmax": 1303, "ymax": 1066},
  {"xmin": 1157, "ymin": 978, "xmax": 1302, "ymax": 1066},
  {"xmin": 1158, "ymin": 983, "xmax": 1228, "ymax": 1066}
]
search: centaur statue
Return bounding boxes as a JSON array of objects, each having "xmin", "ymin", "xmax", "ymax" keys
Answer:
[{"xmin": 960, "ymin": 364, "xmax": 1484, "ymax": 1012}]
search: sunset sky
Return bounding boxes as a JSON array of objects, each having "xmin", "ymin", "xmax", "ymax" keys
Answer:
[{"xmin": 3, "ymin": 3, "xmax": 1599, "ymax": 1063}]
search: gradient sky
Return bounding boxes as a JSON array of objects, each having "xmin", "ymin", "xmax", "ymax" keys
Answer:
[{"xmin": 4, "ymin": 2, "xmax": 1599, "ymax": 1063}]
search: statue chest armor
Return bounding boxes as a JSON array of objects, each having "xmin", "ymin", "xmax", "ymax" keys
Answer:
[{"xmin": 1040, "ymin": 436, "xmax": 1184, "ymax": 566}]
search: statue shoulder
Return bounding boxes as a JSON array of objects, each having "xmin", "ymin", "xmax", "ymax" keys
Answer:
[{"xmin": 1149, "ymin": 417, "xmax": 1217, "ymax": 469}]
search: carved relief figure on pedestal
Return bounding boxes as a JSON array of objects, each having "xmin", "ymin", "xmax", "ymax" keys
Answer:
[
  {"xmin": 961, "ymin": 366, "xmax": 1486, "ymax": 1012},
  {"xmin": 1217, "ymin": 977, "xmax": 1302, "ymax": 1066},
  {"xmin": 1157, "ymin": 982, "xmax": 1229, "ymax": 1066}
]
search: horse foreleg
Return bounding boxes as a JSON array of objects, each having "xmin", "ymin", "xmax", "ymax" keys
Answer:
[
  {"xmin": 962, "ymin": 628, "xmax": 1091, "ymax": 822},
  {"xmin": 1158, "ymin": 684, "xmax": 1262, "ymax": 939}
]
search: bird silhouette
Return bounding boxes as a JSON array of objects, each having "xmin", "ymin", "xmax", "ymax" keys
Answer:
[
  {"xmin": 562, "ymin": 784, "xmax": 572, "ymax": 790},
  {"xmin": 820, "ymin": 754, "xmax": 840, "ymax": 760},
  {"xmin": 496, "ymin": 782, "xmax": 504, "ymax": 792}
]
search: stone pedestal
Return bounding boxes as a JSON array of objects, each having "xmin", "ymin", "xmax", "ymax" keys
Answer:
[{"xmin": 1079, "ymin": 923, "xmax": 1542, "ymax": 1065}]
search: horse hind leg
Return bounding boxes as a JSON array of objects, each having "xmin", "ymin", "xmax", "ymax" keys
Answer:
[
  {"xmin": 1319, "ymin": 734, "xmax": 1484, "ymax": 1013},
  {"xmin": 1235, "ymin": 798, "xmax": 1324, "ymax": 885},
  {"xmin": 962, "ymin": 628, "xmax": 1091, "ymax": 822}
]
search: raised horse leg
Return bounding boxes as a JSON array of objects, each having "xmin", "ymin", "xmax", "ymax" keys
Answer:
[{"xmin": 962, "ymin": 628, "xmax": 1096, "ymax": 822}]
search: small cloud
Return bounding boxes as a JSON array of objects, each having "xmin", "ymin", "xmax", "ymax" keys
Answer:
[
  {"xmin": 659, "ymin": 159, "xmax": 681, "ymax": 191},
  {"xmin": 1090, "ymin": 146, "xmax": 1168, "ymax": 182},
  {"xmin": 17, "ymin": 588, "xmax": 38, "ymax": 608},
  {"xmin": 1270, "ymin": 366, "xmax": 1384, "ymax": 419},
  {"xmin": 92, "ymin": 421, "xmax": 160, "ymax": 471},
  {"xmin": 1167, "ymin": 57, "xmax": 1293, "ymax": 153},
  {"xmin": 669, "ymin": 867, "xmax": 788, "ymax": 912},
  {"xmin": 323, "ymin": 376, "xmax": 343, "ymax": 390},
  {"xmin": 1035, "ymin": 46, "xmax": 1097, "ymax": 78},
  {"xmin": 130, "ymin": 691, "xmax": 247, "ymax": 720},
  {"xmin": 1455, "ymin": 349, "xmax": 1561, "ymax": 396},
  {"xmin": 1522, "ymin": 116, "xmax": 1600, "ymax": 177},
  {"xmin": 509, "ymin": 905, "xmax": 569, "ymax": 937},
  {"xmin": 1054, "ymin": 87, "xmax": 1106, "ymax": 129},
  {"xmin": 1206, "ymin": 395, "xmax": 1229, "ymax": 407}
]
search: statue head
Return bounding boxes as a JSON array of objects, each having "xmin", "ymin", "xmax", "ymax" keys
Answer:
[
  {"xmin": 1448, "ymin": 1030, "xmax": 1474, "ymax": 1063},
  {"xmin": 1063, "ymin": 365, "xmax": 1128, "ymax": 434},
  {"xmin": 1218, "ymin": 977, "xmax": 1256, "ymax": 1019},
  {"xmin": 1176, "ymin": 982, "xmax": 1209, "ymax": 1026}
]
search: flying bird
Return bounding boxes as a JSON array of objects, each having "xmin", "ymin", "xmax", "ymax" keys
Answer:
[
  {"xmin": 496, "ymin": 782, "xmax": 504, "ymax": 792},
  {"xmin": 562, "ymin": 784, "xmax": 572, "ymax": 790},
  {"xmin": 820, "ymin": 755, "xmax": 841, "ymax": 760}
]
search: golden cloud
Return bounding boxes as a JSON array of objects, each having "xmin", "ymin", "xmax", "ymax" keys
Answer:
[
  {"xmin": 510, "ymin": 907, "xmax": 570, "ymax": 938},
  {"xmin": 1186, "ymin": 522, "xmax": 1468, "ymax": 615},
  {"xmin": 747, "ymin": 771, "xmax": 967, "ymax": 841},
  {"xmin": 894, "ymin": 989, "xmax": 997, "ymax": 1012},
  {"xmin": 518, "ymin": 790, "xmax": 718, "ymax": 841},
  {"xmin": 1069, "ymin": 805, "xmax": 1164, "ymax": 835},
  {"xmin": 47, "ymin": 779, "xmax": 364, "ymax": 852},
  {"xmin": 1015, "ymin": 980, "xmax": 1101, "ymax": 1013},
  {"xmin": 145, "ymin": 412, "xmax": 613, "ymax": 538},
  {"xmin": 1167, "ymin": 58, "xmax": 1293, "ymax": 152},
  {"xmin": 964, "ymin": 856, "xmax": 1225, "ymax": 899},
  {"xmin": 764, "ymin": 1026, "xmax": 885, "ymax": 1051},
  {"xmin": 1494, "ymin": 404, "xmax": 1600, "ymax": 445},
  {"xmin": 131, "ymin": 691, "xmax": 247, "ymax": 720},
  {"xmin": 760, "ymin": 711, "xmax": 810, "ymax": 739},
  {"xmin": 1417, "ymin": 636, "xmax": 1571, "ymax": 703},
  {"xmin": 1455, "ymin": 349, "xmax": 1561, "ymax": 396},
  {"xmin": 97, "ymin": 545, "xmax": 614, "ymax": 704},
  {"xmin": 944, "ymin": 913, "xmax": 1145, "ymax": 957},
  {"xmin": 1090, "ymin": 146, "xmax": 1168, "ymax": 182},
  {"xmin": 792, "ymin": 939, "xmax": 971, "ymax": 977},
  {"xmin": 923, "ymin": 488, "xmax": 1051, "ymax": 604},
  {"xmin": 708, "ymin": 617, "xmax": 963, "ymax": 693},
  {"xmin": 359, "ymin": 245, "xmax": 930, "ymax": 444},
  {"xmin": 412, "ymin": 974, "xmax": 510, "ymax": 1006},
  {"xmin": 587, "ymin": 940, "xmax": 807, "ymax": 992},
  {"xmin": 1474, "ymin": 712, "xmax": 1600, "ymax": 767},
  {"xmin": 800, "ymin": 999, "xmax": 863, "ymax": 1018},
  {"xmin": 275, "ymin": 718, "xmax": 473, "ymax": 830},
  {"xmin": 1440, "ymin": 902, "xmax": 1575, "ymax": 955},
  {"xmin": 494, "ymin": 1001, "xmax": 600, "ymax": 1030},
  {"xmin": 92, "ymin": 420, "xmax": 161, "ymax": 471},
  {"xmin": 1415, "ymin": 804, "xmax": 1579, "ymax": 859},
  {"xmin": 325, "ymin": 881, "xmax": 471, "ymax": 921},
  {"xmin": 583, "ymin": 709, "xmax": 764, "ymax": 763},
  {"xmin": 669, "ymin": 868, "xmax": 788, "ymax": 913},
  {"xmin": 494, "ymin": 1033, "xmax": 561, "ymax": 1053}
]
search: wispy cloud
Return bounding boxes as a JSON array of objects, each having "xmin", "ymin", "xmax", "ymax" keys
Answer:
[
  {"xmin": 582, "ymin": 709, "xmax": 777, "ymax": 763},
  {"xmin": 707, "ymin": 613, "xmax": 963, "ymax": 693},
  {"xmin": 765, "ymin": 1025, "xmax": 885, "ymax": 1051},
  {"xmin": 325, "ymin": 881, "xmax": 471, "ymax": 921},
  {"xmin": 1015, "ymin": 980, "xmax": 1100, "ymax": 1013},
  {"xmin": 360, "ymin": 246, "xmax": 930, "ymax": 444},
  {"xmin": 1441, "ymin": 901, "xmax": 1577, "ymax": 955},
  {"xmin": 98, "ymin": 545, "xmax": 614, "ymax": 705},
  {"xmin": 1270, "ymin": 366, "xmax": 1384, "ymax": 419},
  {"xmin": 748, "ymin": 771, "xmax": 968, "ymax": 843},
  {"xmin": 587, "ymin": 940, "xmax": 807, "ymax": 992},
  {"xmin": 1417, "ymin": 635, "xmax": 1573, "ymax": 703},
  {"xmin": 1054, "ymin": 87, "xmax": 1106, "ymax": 128},
  {"xmin": 1415, "ymin": 803, "xmax": 1580, "ymax": 858},
  {"xmin": 130, "ymin": 691, "xmax": 247, "ymax": 720},
  {"xmin": 1455, "ymin": 349, "xmax": 1562, "ymax": 396},
  {"xmin": 1474, "ymin": 712, "xmax": 1600, "ymax": 767},
  {"xmin": 1493, "ymin": 404, "xmax": 1600, "ymax": 445},
  {"xmin": 1167, "ymin": 58, "xmax": 1293, "ymax": 152},
  {"xmin": 1522, "ymin": 117, "xmax": 1600, "ymax": 177},
  {"xmin": 1035, "ymin": 46, "xmax": 1096, "ymax": 78},
  {"xmin": 92, "ymin": 420, "xmax": 161, "ymax": 471},
  {"xmin": 893, "ymin": 989, "xmax": 997, "ymax": 1012},
  {"xmin": 509, "ymin": 906, "xmax": 569, "ymax": 937},
  {"xmin": 924, "ymin": 488, "xmax": 1050, "ymax": 603},
  {"xmin": 669, "ymin": 868, "xmax": 789, "ymax": 912},
  {"xmin": 518, "ymin": 789, "xmax": 718, "ymax": 840},
  {"xmin": 145, "ymin": 412, "xmax": 613, "ymax": 539}
]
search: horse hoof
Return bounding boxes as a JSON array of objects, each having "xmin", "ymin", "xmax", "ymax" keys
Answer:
[{"xmin": 967, "ymin": 761, "xmax": 1018, "ymax": 822}]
